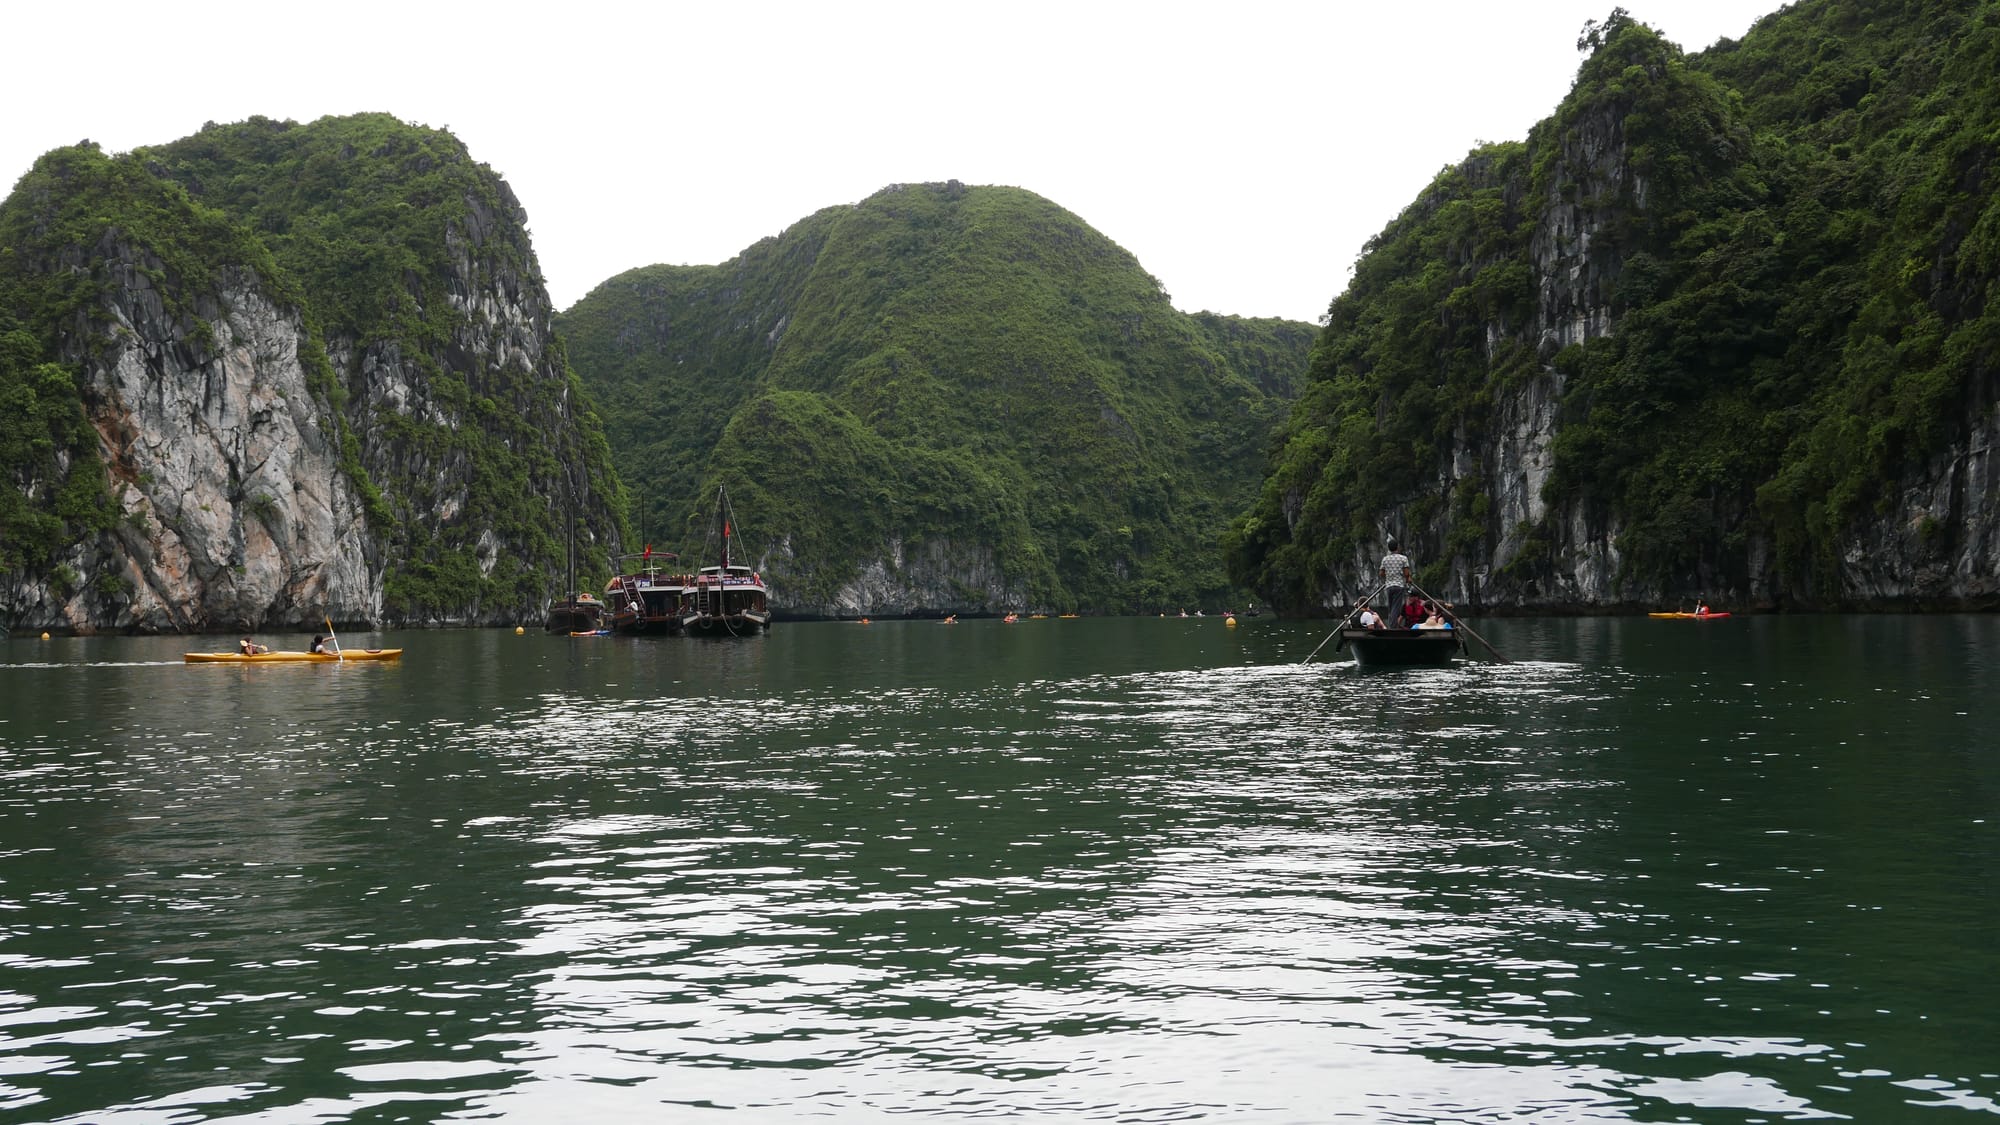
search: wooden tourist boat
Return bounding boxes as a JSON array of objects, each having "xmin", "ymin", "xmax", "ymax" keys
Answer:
[
  {"xmin": 605, "ymin": 552, "xmax": 690, "ymax": 636},
  {"xmin": 185, "ymin": 648, "xmax": 402, "ymax": 663},
  {"xmin": 546, "ymin": 470, "xmax": 605, "ymax": 634},
  {"xmin": 681, "ymin": 485, "xmax": 772, "ymax": 637},
  {"xmin": 545, "ymin": 591, "xmax": 605, "ymax": 634},
  {"xmin": 683, "ymin": 565, "xmax": 772, "ymax": 636}
]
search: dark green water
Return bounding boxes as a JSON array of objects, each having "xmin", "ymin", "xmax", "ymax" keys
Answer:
[{"xmin": 1, "ymin": 615, "xmax": 1995, "ymax": 1123}]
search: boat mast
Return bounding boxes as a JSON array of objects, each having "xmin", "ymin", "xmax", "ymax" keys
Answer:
[
  {"xmin": 718, "ymin": 484, "xmax": 732, "ymax": 572},
  {"xmin": 565, "ymin": 476, "xmax": 576, "ymax": 600},
  {"xmin": 561, "ymin": 385, "xmax": 577, "ymax": 602}
]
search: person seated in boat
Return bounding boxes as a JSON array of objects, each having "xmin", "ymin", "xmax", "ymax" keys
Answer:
[
  {"xmin": 1401, "ymin": 593, "xmax": 1429, "ymax": 629},
  {"xmin": 309, "ymin": 634, "xmax": 331, "ymax": 654},
  {"xmin": 1695, "ymin": 602, "xmax": 1710, "ymax": 616},
  {"xmin": 1414, "ymin": 608, "xmax": 1450, "ymax": 630},
  {"xmin": 1355, "ymin": 604, "xmax": 1384, "ymax": 629},
  {"xmin": 238, "ymin": 636, "xmax": 268, "ymax": 655}
]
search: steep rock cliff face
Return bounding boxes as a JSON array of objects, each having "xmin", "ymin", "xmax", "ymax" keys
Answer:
[
  {"xmin": 0, "ymin": 120, "xmax": 625, "ymax": 634},
  {"xmin": 1530, "ymin": 113, "xmax": 1635, "ymax": 358},
  {"xmin": 1471, "ymin": 106, "xmax": 1645, "ymax": 601},
  {"xmin": 4, "ymin": 247, "xmax": 379, "ymax": 631},
  {"xmin": 102, "ymin": 255, "xmax": 376, "ymax": 629},
  {"xmin": 326, "ymin": 184, "xmax": 599, "ymax": 626},
  {"xmin": 1842, "ymin": 385, "xmax": 2000, "ymax": 604},
  {"xmin": 785, "ymin": 535, "xmax": 1029, "ymax": 618}
]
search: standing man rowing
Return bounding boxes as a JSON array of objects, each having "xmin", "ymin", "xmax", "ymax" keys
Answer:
[{"xmin": 1379, "ymin": 538, "xmax": 1413, "ymax": 628}]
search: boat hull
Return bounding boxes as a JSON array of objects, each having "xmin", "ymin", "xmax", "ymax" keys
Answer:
[
  {"xmin": 611, "ymin": 612, "xmax": 684, "ymax": 636},
  {"xmin": 184, "ymin": 649, "xmax": 403, "ymax": 663},
  {"xmin": 1340, "ymin": 629, "xmax": 1461, "ymax": 667},
  {"xmin": 1647, "ymin": 611, "xmax": 1732, "ymax": 619},
  {"xmin": 682, "ymin": 611, "xmax": 771, "ymax": 637}
]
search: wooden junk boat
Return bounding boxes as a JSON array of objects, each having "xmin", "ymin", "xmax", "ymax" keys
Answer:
[
  {"xmin": 545, "ymin": 592, "xmax": 604, "ymax": 635},
  {"xmin": 604, "ymin": 551, "xmax": 689, "ymax": 636},
  {"xmin": 546, "ymin": 453, "xmax": 610, "ymax": 635},
  {"xmin": 682, "ymin": 485, "xmax": 771, "ymax": 637}
]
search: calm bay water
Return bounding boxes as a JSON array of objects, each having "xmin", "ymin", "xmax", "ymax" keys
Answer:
[{"xmin": 1, "ymin": 615, "xmax": 1995, "ymax": 1123}]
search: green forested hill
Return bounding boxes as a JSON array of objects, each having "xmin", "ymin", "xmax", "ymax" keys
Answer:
[
  {"xmin": 1229, "ymin": 0, "xmax": 2000, "ymax": 612},
  {"xmin": 560, "ymin": 183, "xmax": 1313, "ymax": 614}
]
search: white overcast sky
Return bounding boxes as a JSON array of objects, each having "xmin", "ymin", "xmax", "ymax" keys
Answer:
[{"xmin": 3, "ymin": 1, "xmax": 1771, "ymax": 325}]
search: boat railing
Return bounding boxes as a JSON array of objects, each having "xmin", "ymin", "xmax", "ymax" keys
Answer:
[{"xmin": 617, "ymin": 574, "xmax": 689, "ymax": 590}]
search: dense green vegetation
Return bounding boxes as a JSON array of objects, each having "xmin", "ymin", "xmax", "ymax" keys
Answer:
[
  {"xmin": 1231, "ymin": 0, "xmax": 2000, "ymax": 610},
  {"xmin": 0, "ymin": 325, "xmax": 117, "ymax": 579},
  {"xmin": 1706, "ymin": 0, "xmax": 2000, "ymax": 594},
  {"xmin": 0, "ymin": 116, "xmax": 627, "ymax": 619},
  {"xmin": 561, "ymin": 183, "xmax": 1312, "ymax": 613},
  {"xmin": 145, "ymin": 115, "xmax": 523, "ymax": 348}
]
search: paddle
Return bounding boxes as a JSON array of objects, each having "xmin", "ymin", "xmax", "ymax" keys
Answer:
[
  {"xmin": 1407, "ymin": 580, "xmax": 1510, "ymax": 663},
  {"xmin": 324, "ymin": 616, "xmax": 345, "ymax": 663},
  {"xmin": 1303, "ymin": 580, "xmax": 1388, "ymax": 664}
]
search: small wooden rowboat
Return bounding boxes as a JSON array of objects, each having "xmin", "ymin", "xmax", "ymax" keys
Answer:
[
  {"xmin": 183, "ymin": 649, "xmax": 403, "ymax": 663},
  {"xmin": 1338, "ymin": 628, "xmax": 1464, "ymax": 667}
]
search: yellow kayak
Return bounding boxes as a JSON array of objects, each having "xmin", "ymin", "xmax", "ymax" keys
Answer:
[{"xmin": 184, "ymin": 649, "xmax": 403, "ymax": 663}]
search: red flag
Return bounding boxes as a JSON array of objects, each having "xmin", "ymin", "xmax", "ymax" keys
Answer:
[
  {"xmin": 724, "ymin": 521, "xmax": 731, "ymax": 538},
  {"xmin": 643, "ymin": 544, "xmax": 651, "ymax": 559}
]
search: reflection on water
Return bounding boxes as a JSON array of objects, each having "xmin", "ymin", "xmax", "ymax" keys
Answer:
[{"xmin": 1, "ymin": 617, "xmax": 1997, "ymax": 1122}]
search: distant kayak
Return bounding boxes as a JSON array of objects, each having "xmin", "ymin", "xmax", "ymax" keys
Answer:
[
  {"xmin": 184, "ymin": 649, "xmax": 403, "ymax": 663},
  {"xmin": 1647, "ymin": 612, "xmax": 1731, "ymax": 619}
]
